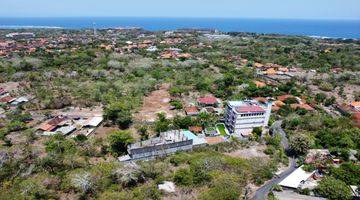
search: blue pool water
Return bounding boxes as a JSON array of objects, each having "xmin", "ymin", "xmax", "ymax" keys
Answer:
[{"xmin": 182, "ymin": 130, "xmax": 198, "ymax": 140}]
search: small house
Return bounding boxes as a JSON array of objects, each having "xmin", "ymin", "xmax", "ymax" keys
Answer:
[
  {"xmin": 185, "ymin": 106, "xmax": 199, "ymax": 116},
  {"xmin": 350, "ymin": 101, "xmax": 360, "ymax": 111},
  {"xmin": 279, "ymin": 166, "xmax": 316, "ymax": 190},
  {"xmin": 189, "ymin": 126, "xmax": 203, "ymax": 133},
  {"xmin": 197, "ymin": 97, "xmax": 219, "ymax": 107}
]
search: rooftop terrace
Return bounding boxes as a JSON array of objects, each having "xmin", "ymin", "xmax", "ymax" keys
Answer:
[
  {"xmin": 228, "ymin": 100, "xmax": 269, "ymax": 114},
  {"xmin": 129, "ymin": 130, "xmax": 190, "ymax": 150}
]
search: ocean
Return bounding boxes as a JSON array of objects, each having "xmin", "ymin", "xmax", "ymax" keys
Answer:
[{"xmin": 0, "ymin": 17, "xmax": 359, "ymax": 39}]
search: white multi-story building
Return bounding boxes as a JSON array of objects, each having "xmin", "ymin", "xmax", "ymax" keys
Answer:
[{"xmin": 224, "ymin": 100, "xmax": 272, "ymax": 137}]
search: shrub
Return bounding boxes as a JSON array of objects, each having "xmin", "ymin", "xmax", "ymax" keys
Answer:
[
  {"xmin": 298, "ymin": 188, "xmax": 310, "ymax": 195},
  {"xmin": 74, "ymin": 134, "xmax": 87, "ymax": 142},
  {"xmin": 315, "ymin": 177, "xmax": 352, "ymax": 200},
  {"xmin": 170, "ymin": 100, "xmax": 183, "ymax": 109},
  {"xmin": 104, "ymin": 102, "xmax": 132, "ymax": 129},
  {"xmin": 264, "ymin": 146, "xmax": 276, "ymax": 155},
  {"xmin": 265, "ymin": 134, "xmax": 282, "ymax": 148},
  {"xmin": 289, "ymin": 134, "xmax": 312, "ymax": 156},
  {"xmin": 198, "ymin": 173, "xmax": 243, "ymax": 200},
  {"xmin": 169, "ymin": 153, "xmax": 191, "ymax": 166},
  {"xmin": 330, "ymin": 162, "xmax": 360, "ymax": 185},
  {"xmin": 132, "ymin": 184, "xmax": 161, "ymax": 200},
  {"xmin": 272, "ymin": 184, "xmax": 283, "ymax": 192},
  {"xmin": 302, "ymin": 164, "xmax": 316, "ymax": 172},
  {"xmin": 319, "ymin": 82, "xmax": 333, "ymax": 91},
  {"xmin": 173, "ymin": 168, "xmax": 192, "ymax": 186},
  {"xmin": 252, "ymin": 127, "xmax": 262, "ymax": 138}
]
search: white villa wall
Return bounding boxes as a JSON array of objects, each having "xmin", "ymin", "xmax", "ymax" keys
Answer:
[{"xmin": 225, "ymin": 100, "xmax": 272, "ymax": 134}]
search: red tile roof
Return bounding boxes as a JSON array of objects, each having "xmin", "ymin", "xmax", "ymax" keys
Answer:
[
  {"xmin": 351, "ymin": 102, "xmax": 360, "ymax": 108},
  {"xmin": 48, "ymin": 116, "xmax": 66, "ymax": 126},
  {"xmin": 38, "ymin": 123, "xmax": 56, "ymax": 131},
  {"xmin": 290, "ymin": 104, "xmax": 314, "ymax": 111},
  {"xmin": 353, "ymin": 112, "xmax": 360, "ymax": 120},
  {"xmin": 236, "ymin": 105, "xmax": 265, "ymax": 113},
  {"xmin": 0, "ymin": 96, "xmax": 15, "ymax": 103},
  {"xmin": 277, "ymin": 95, "xmax": 295, "ymax": 102},
  {"xmin": 0, "ymin": 88, "xmax": 6, "ymax": 94},
  {"xmin": 189, "ymin": 126, "xmax": 203, "ymax": 133},
  {"xmin": 254, "ymin": 97, "xmax": 268, "ymax": 103},
  {"xmin": 272, "ymin": 105, "xmax": 280, "ymax": 111},
  {"xmin": 353, "ymin": 112, "xmax": 360, "ymax": 127},
  {"xmin": 185, "ymin": 106, "xmax": 199, "ymax": 115},
  {"xmin": 197, "ymin": 97, "xmax": 218, "ymax": 105}
]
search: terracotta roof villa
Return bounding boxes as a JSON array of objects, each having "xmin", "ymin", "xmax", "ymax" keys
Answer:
[
  {"xmin": 197, "ymin": 97, "xmax": 218, "ymax": 106},
  {"xmin": 350, "ymin": 101, "xmax": 360, "ymax": 111},
  {"xmin": 39, "ymin": 123, "xmax": 56, "ymax": 132},
  {"xmin": 48, "ymin": 116, "xmax": 67, "ymax": 126},
  {"xmin": 185, "ymin": 106, "xmax": 199, "ymax": 116},
  {"xmin": 0, "ymin": 96, "xmax": 15, "ymax": 103}
]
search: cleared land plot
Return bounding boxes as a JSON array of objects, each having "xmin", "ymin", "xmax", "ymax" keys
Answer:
[
  {"xmin": 92, "ymin": 125, "xmax": 119, "ymax": 139},
  {"xmin": 133, "ymin": 83, "xmax": 179, "ymax": 123},
  {"xmin": 0, "ymin": 82, "xmax": 21, "ymax": 92},
  {"xmin": 224, "ymin": 144, "xmax": 269, "ymax": 159}
]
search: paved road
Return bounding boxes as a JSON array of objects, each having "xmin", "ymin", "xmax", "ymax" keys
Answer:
[
  {"xmin": 252, "ymin": 121, "xmax": 296, "ymax": 200},
  {"xmin": 271, "ymin": 120, "xmax": 289, "ymax": 149}
]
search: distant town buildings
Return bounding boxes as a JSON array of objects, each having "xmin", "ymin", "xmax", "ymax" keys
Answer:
[
  {"xmin": 224, "ymin": 100, "xmax": 272, "ymax": 137},
  {"xmin": 6, "ymin": 32, "xmax": 35, "ymax": 39},
  {"xmin": 203, "ymin": 33, "xmax": 231, "ymax": 40}
]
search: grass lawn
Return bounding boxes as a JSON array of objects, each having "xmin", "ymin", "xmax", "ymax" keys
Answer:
[{"xmin": 216, "ymin": 124, "xmax": 227, "ymax": 136}]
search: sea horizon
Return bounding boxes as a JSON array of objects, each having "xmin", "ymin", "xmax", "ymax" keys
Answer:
[{"xmin": 0, "ymin": 17, "xmax": 359, "ymax": 39}]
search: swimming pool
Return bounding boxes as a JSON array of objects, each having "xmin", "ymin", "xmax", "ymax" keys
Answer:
[{"xmin": 182, "ymin": 130, "xmax": 207, "ymax": 146}]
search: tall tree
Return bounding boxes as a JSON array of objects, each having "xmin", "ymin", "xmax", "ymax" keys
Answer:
[
  {"xmin": 289, "ymin": 134, "xmax": 312, "ymax": 156},
  {"xmin": 108, "ymin": 131, "xmax": 134, "ymax": 156}
]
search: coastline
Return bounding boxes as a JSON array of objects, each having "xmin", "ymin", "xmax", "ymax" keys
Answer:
[{"xmin": 0, "ymin": 17, "xmax": 359, "ymax": 39}]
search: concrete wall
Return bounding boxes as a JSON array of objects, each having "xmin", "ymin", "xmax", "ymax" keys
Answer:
[{"xmin": 129, "ymin": 140, "xmax": 193, "ymax": 160}]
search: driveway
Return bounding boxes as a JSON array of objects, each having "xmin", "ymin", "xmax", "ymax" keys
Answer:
[
  {"xmin": 271, "ymin": 120, "xmax": 289, "ymax": 149},
  {"xmin": 252, "ymin": 121, "xmax": 296, "ymax": 200},
  {"xmin": 252, "ymin": 157, "xmax": 296, "ymax": 200}
]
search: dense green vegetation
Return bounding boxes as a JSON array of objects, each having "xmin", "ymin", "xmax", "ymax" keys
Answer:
[{"xmin": 0, "ymin": 29, "xmax": 359, "ymax": 199}]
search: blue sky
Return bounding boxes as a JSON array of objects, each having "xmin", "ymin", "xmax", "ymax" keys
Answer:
[{"xmin": 1, "ymin": 0, "xmax": 359, "ymax": 20}]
